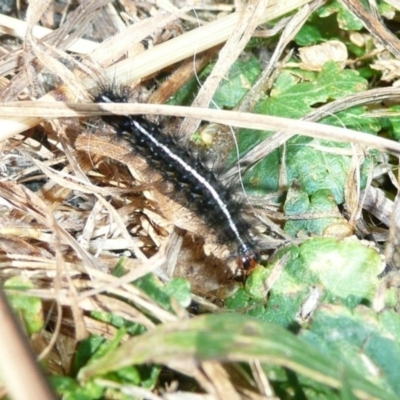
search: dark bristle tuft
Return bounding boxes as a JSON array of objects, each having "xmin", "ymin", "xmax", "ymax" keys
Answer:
[{"xmin": 93, "ymin": 84, "xmax": 132, "ymax": 104}]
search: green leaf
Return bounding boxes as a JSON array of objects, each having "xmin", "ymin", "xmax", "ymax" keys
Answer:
[
  {"xmin": 134, "ymin": 273, "xmax": 189, "ymax": 313},
  {"xmin": 298, "ymin": 238, "xmax": 382, "ymax": 307},
  {"xmin": 257, "ymin": 62, "xmax": 368, "ymax": 118},
  {"xmin": 212, "ymin": 57, "xmax": 261, "ymax": 108},
  {"xmin": 301, "ymin": 306, "xmax": 400, "ymax": 397},
  {"xmin": 78, "ymin": 313, "xmax": 397, "ymax": 400},
  {"xmin": 239, "ymin": 63, "xmax": 371, "ymax": 200},
  {"xmin": 51, "ymin": 376, "xmax": 104, "ymax": 400},
  {"xmin": 103, "ymin": 364, "xmax": 160, "ymax": 389},
  {"xmin": 379, "ymin": 105, "xmax": 400, "ymax": 141},
  {"xmin": 321, "ymin": 106, "xmax": 381, "ymax": 134},
  {"xmin": 295, "ymin": 23, "xmax": 325, "ymax": 46},
  {"xmin": 4, "ymin": 276, "xmax": 44, "ymax": 335},
  {"xmin": 284, "ymin": 188, "xmax": 343, "ymax": 236},
  {"xmin": 68, "ymin": 334, "xmax": 160, "ymax": 397},
  {"xmin": 90, "ymin": 310, "xmax": 145, "ymax": 336},
  {"xmin": 286, "ymin": 140, "xmax": 351, "ymax": 204},
  {"xmin": 73, "ymin": 336, "xmax": 106, "ymax": 376},
  {"xmin": 295, "ymin": 11, "xmax": 344, "ymax": 47},
  {"xmin": 168, "ymin": 57, "xmax": 261, "ymax": 108},
  {"xmin": 226, "ymin": 237, "xmax": 382, "ymax": 326},
  {"xmin": 318, "ymin": 0, "xmax": 364, "ymax": 31},
  {"xmin": 165, "ymin": 278, "xmax": 192, "ymax": 308}
]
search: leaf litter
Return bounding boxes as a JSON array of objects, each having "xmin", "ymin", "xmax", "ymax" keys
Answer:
[{"xmin": 0, "ymin": 0, "xmax": 400, "ymax": 399}]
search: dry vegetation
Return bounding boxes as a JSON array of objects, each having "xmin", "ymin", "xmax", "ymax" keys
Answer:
[{"xmin": 1, "ymin": 0, "xmax": 400, "ymax": 399}]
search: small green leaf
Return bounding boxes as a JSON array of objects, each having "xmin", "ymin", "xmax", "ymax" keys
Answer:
[
  {"xmin": 318, "ymin": 0, "xmax": 364, "ymax": 31},
  {"xmin": 244, "ymin": 266, "xmax": 270, "ymax": 300},
  {"xmin": 90, "ymin": 310, "xmax": 145, "ymax": 336},
  {"xmin": 295, "ymin": 23, "xmax": 324, "ymax": 46},
  {"xmin": 50, "ymin": 376, "xmax": 104, "ymax": 400},
  {"xmin": 224, "ymin": 286, "xmax": 254, "ymax": 309},
  {"xmin": 212, "ymin": 57, "xmax": 261, "ymax": 108},
  {"xmin": 73, "ymin": 336, "xmax": 106, "ymax": 376},
  {"xmin": 135, "ymin": 273, "xmax": 190, "ymax": 313},
  {"xmin": 284, "ymin": 188, "xmax": 342, "ymax": 236},
  {"xmin": 379, "ymin": 105, "xmax": 400, "ymax": 141},
  {"xmin": 4, "ymin": 276, "xmax": 44, "ymax": 335},
  {"xmin": 165, "ymin": 278, "xmax": 192, "ymax": 308}
]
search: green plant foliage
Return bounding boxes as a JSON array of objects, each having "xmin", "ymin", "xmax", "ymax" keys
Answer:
[
  {"xmin": 24, "ymin": 1, "xmax": 400, "ymax": 398},
  {"xmin": 212, "ymin": 56, "xmax": 261, "ymax": 108},
  {"xmin": 4, "ymin": 276, "xmax": 44, "ymax": 335},
  {"xmin": 265, "ymin": 62, "xmax": 368, "ymax": 111},
  {"xmin": 164, "ymin": 277, "xmax": 192, "ymax": 308},
  {"xmin": 318, "ymin": 0, "xmax": 364, "ymax": 31},
  {"xmin": 89, "ymin": 311, "xmax": 146, "ymax": 336},
  {"xmin": 284, "ymin": 188, "xmax": 343, "ymax": 236},
  {"xmin": 168, "ymin": 56, "xmax": 261, "ymax": 107},
  {"xmin": 300, "ymin": 306, "xmax": 400, "ymax": 397},
  {"xmin": 238, "ymin": 62, "xmax": 377, "ymax": 203},
  {"xmin": 134, "ymin": 273, "xmax": 192, "ymax": 311},
  {"xmin": 379, "ymin": 105, "xmax": 400, "ymax": 141},
  {"xmin": 51, "ymin": 376, "xmax": 104, "ymax": 400},
  {"xmin": 226, "ymin": 237, "xmax": 383, "ymax": 325},
  {"xmin": 78, "ymin": 313, "xmax": 397, "ymax": 400},
  {"xmin": 72, "ymin": 336, "xmax": 106, "ymax": 377},
  {"xmin": 321, "ymin": 106, "xmax": 381, "ymax": 133},
  {"xmin": 54, "ymin": 330, "xmax": 161, "ymax": 398}
]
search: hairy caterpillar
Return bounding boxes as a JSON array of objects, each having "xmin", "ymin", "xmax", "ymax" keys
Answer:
[{"xmin": 93, "ymin": 87, "xmax": 259, "ymax": 273}]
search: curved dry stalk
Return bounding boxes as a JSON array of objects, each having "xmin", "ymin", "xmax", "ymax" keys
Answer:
[
  {"xmin": 0, "ymin": 289, "xmax": 56, "ymax": 400},
  {"xmin": 1, "ymin": 101, "xmax": 400, "ymax": 156}
]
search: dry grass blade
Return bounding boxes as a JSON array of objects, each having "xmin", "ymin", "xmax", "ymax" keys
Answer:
[
  {"xmin": 0, "ymin": 14, "xmax": 98, "ymax": 54},
  {"xmin": 0, "ymin": 289, "xmax": 56, "ymax": 400},
  {"xmin": 180, "ymin": 0, "xmax": 269, "ymax": 135},
  {"xmin": 1, "ymin": 101, "xmax": 400, "ymax": 155},
  {"xmin": 342, "ymin": 0, "xmax": 400, "ymax": 59}
]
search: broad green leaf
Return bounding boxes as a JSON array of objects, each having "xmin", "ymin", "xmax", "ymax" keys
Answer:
[
  {"xmin": 78, "ymin": 313, "xmax": 397, "ymax": 400},
  {"xmin": 298, "ymin": 238, "xmax": 382, "ymax": 306},
  {"xmin": 239, "ymin": 63, "xmax": 373, "ymax": 202},
  {"xmin": 285, "ymin": 139, "xmax": 357, "ymax": 204},
  {"xmin": 256, "ymin": 62, "xmax": 368, "ymax": 119},
  {"xmin": 226, "ymin": 237, "xmax": 382, "ymax": 326},
  {"xmin": 301, "ymin": 306, "xmax": 400, "ymax": 397},
  {"xmin": 321, "ymin": 106, "xmax": 380, "ymax": 134}
]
